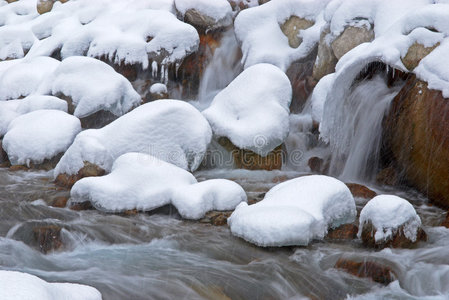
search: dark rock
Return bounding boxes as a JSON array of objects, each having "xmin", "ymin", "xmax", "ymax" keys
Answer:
[
  {"xmin": 51, "ymin": 196, "xmax": 69, "ymax": 208},
  {"xmin": 32, "ymin": 225, "xmax": 63, "ymax": 254},
  {"xmin": 327, "ymin": 224, "xmax": 358, "ymax": 240},
  {"xmin": 441, "ymin": 212, "xmax": 449, "ymax": 228},
  {"xmin": 334, "ymin": 258, "xmax": 395, "ymax": 285},
  {"xmin": 346, "ymin": 183, "xmax": 377, "ymax": 199},
  {"xmin": 376, "ymin": 167, "xmax": 398, "ymax": 186},
  {"xmin": 308, "ymin": 157, "xmax": 323, "ymax": 173},
  {"xmin": 69, "ymin": 201, "xmax": 94, "ymax": 211}
]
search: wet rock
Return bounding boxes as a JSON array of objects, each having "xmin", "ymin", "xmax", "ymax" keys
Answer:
[
  {"xmin": 376, "ymin": 166, "xmax": 398, "ymax": 186},
  {"xmin": 0, "ymin": 140, "xmax": 9, "ymax": 167},
  {"xmin": 346, "ymin": 183, "xmax": 376, "ymax": 199},
  {"xmin": 69, "ymin": 201, "xmax": 94, "ymax": 211},
  {"xmin": 308, "ymin": 157, "xmax": 323, "ymax": 173},
  {"xmin": 326, "ymin": 224, "xmax": 358, "ymax": 240},
  {"xmin": 313, "ymin": 27, "xmax": 338, "ymax": 81},
  {"xmin": 32, "ymin": 225, "xmax": 63, "ymax": 254},
  {"xmin": 258, "ymin": 0, "xmax": 270, "ymax": 4},
  {"xmin": 281, "ymin": 16, "xmax": 314, "ymax": 48},
  {"xmin": 55, "ymin": 161, "xmax": 105, "ymax": 188},
  {"xmin": 9, "ymin": 165, "xmax": 28, "ymax": 171},
  {"xmin": 331, "ymin": 24, "xmax": 374, "ymax": 60},
  {"xmin": 199, "ymin": 211, "xmax": 232, "ymax": 226},
  {"xmin": 401, "ymin": 42, "xmax": 439, "ymax": 71},
  {"xmin": 360, "ymin": 221, "xmax": 427, "ymax": 249},
  {"xmin": 441, "ymin": 211, "xmax": 449, "ymax": 228},
  {"xmin": 383, "ymin": 75, "xmax": 449, "ymax": 208},
  {"xmin": 51, "ymin": 196, "xmax": 68, "ymax": 208},
  {"xmin": 334, "ymin": 258, "xmax": 395, "ymax": 285}
]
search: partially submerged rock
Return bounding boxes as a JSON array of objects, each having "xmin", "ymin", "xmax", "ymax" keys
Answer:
[
  {"xmin": 33, "ymin": 224, "xmax": 63, "ymax": 254},
  {"xmin": 326, "ymin": 224, "xmax": 358, "ymax": 240},
  {"xmin": 346, "ymin": 183, "xmax": 376, "ymax": 199},
  {"xmin": 334, "ymin": 258, "xmax": 395, "ymax": 285}
]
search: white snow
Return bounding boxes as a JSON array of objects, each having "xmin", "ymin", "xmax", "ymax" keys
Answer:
[
  {"xmin": 174, "ymin": 0, "xmax": 233, "ymax": 28},
  {"xmin": 358, "ymin": 195, "xmax": 422, "ymax": 243},
  {"xmin": 228, "ymin": 175, "xmax": 356, "ymax": 247},
  {"xmin": 37, "ymin": 56, "xmax": 141, "ymax": 118},
  {"xmin": 234, "ymin": 0, "xmax": 330, "ymax": 70},
  {"xmin": 202, "ymin": 63, "xmax": 292, "ymax": 156},
  {"xmin": 308, "ymin": 73, "xmax": 334, "ymax": 123},
  {"xmin": 0, "ymin": 95, "xmax": 67, "ymax": 137},
  {"xmin": 55, "ymin": 100, "xmax": 212, "ymax": 177},
  {"xmin": 150, "ymin": 83, "xmax": 168, "ymax": 94},
  {"xmin": 0, "ymin": 270, "xmax": 101, "ymax": 300},
  {"xmin": 2, "ymin": 110, "xmax": 81, "ymax": 166},
  {"xmin": 0, "ymin": 56, "xmax": 60, "ymax": 100},
  {"xmin": 70, "ymin": 152, "xmax": 247, "ymax": 219}
]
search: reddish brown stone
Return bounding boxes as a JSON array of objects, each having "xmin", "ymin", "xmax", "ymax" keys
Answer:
[
  {"xmin": 51, "ymin": 196, "xmax": 69, "ymax": 208},
  {"xmin": 69, "ymin": 201, "xmax": 94, "ymax": 211},
  {"xmin": 334, "ymin": 258, "xmax": 395, "ymax": 284},
  {"xmin": 346, "ymin": 183, "xmax": 377, "ymax": 199},
  {"xmin": 9, "ymin": 165, "xmax": 29, "ymax": 171},
  {"xmin": 55, "ymin": 161, "xmax": 105, "ymax": 188},
  {"xmin": 441, "ymin": 212, "xmax": 449, "ymax": 228},
  {"xmin": 32, "ymin": 225, "xmax": 63, "ymax": 254},
  {"xmin": 308, "ymin": 157, "xmax": 323, "ymax": 173},
  {"xmin": 327, "ymin": 224, "xmax": 358, "ymax": 240},
  {"xmin": 376, "ymin": 167, "xmax": 398, "ymax": 186}
]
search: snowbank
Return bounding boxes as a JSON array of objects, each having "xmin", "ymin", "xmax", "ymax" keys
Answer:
[
  {"xmin": 234, "ymin": 0, "xmax": 330, "ymax": 70},
  {"xmin": 202, "ymin": 63, "xmax": 292, "ymax": 156},
  {"xmin": 38, "ymin": 56, "xmax": 141, "ymax": 118},
  {"xmin": 0, "ymin": 270, "xmax": 101, "ymax": 300},
  {"xmin": 0, "ymin": 56, "xmax": 60, "ymax": 100},
  {"xmin": 0, "ymin": 95, "xmax": 67, "ymax": 137},
  {"xmin": 228, "ymin": 175, "xmax": 356, "ymax": 246},
  {"xmin": 71, "ymin": 153, "xmax": 247, "ymax": 219},
  {"xmin": 2, "ymin": 110, "xmax": 81, "ymax": 166},
  {"xmin": 174, "ymin": 0, "xmax": 233, "ymax": 29},
  {"xmin": 358, "ymin": 195, "xmax": 422, "ymax": 243},
  {"xmin": 55, "ymin": 100, "xmax": 212, "ymax": 177}
]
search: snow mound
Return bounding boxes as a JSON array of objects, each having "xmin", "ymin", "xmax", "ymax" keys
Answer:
[
  {"xmin": 358, "ymin": 195, "xmax": 422, "ymax": 243},
  {"xmin": 174, "ymin": 0, "xmax": 233, "ymax": 29},
  {"xmin": 202, "ymin": 63, "xmax": 292, "ymax": 156},
  {"xmin": 228, "ymin": 175, "xmax": 356, "ymax": 247},
  {"xmin": 37, "ymin": 56, "xmax": 141, "ymax": 118},
  {"xmin": 0, "ymin": 270, "xmax": 101, "ymax": 300},
  {"xmin": 0, "ymin": 95, "xmax": 67, "ymax": 137},
  {"xmin": 0, "ymin": 56, "xmax": 60, "ymax": 100},
  {"xmin": 234, "ymin": 0, "xmax": 330, "ymax": 70},
  {"xmin": 55, "ymin": 100, "xmax": 212, "ymax": 176},
  {"xmin": 3, "ymin": 110, "xmax": 81, "ymax": 166},
  {"xmin": 71, "ymin": 153, "xmax": 247, "ymax": 219}
]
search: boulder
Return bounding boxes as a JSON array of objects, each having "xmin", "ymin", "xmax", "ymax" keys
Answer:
[
  {"xmin": 383, "ymin": 75, "xmax": 449, "ymax": 208},
  {"xmin": 280, "ymin": 16, "xmax": 314, "ymax": 48},
  {"xmin": 144, "ymin": 83, "xmax": 169, "ymax": 103},
  {"xmin": 331, "ymin": 24, "xmax": 374, "ymax": 60},
  {"xmin": 55, "ymin": 161, "xmax": 105, "ymax": 188},
  {"xmin": 326, "ymin": 224, "xmax": 358, "ymax": 240},
  {"xmin": 175, "ymin": 0, "xmax": 233, "ymax": 32},
  {"xmin": 346, "ymin": 183, "xmax": 376, "ymax": 199},
  {"xmin": 334, "ymin": 258, "xmax": 395, "ymax": 285},
  {"xmin": 50, "ymin": 196, "xmax": 69, "ymax": 208},
  {"xmin": 401, "ymin": 42, "xmax": 439, "ymax": 71},
  {"xmin": 313, "ymin": 27, "xmax": 338, "ymax": 81},
  {"xmin": 33, "ymin": 225, "xmax": 63, "ymax": 254}
]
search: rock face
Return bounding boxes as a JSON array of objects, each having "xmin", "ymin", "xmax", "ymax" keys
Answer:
[
  {"xmin": 313, "ymin": 27, "xmax": 338, "ymax": 81},
  {"xmin": 331, "ymin": 25, "xmax": 374, "ymax": 60},
  {"xmin": 401, "ymin": 42, "xmax": 439, "ymax": 71},
  {"xmin": 280, "ymin": 16, "xmax": 314, "ymax": 48},
  {"xmin": 383, "ymin": 75, "xmax": 449, "ymax": 208},
  {"xmin": 55, "ymin": 161, "xmax": 105, "ymax": 188},
  {"xmin": 334, "ymin": 258, "xmax": 395, "ymax": 285}
]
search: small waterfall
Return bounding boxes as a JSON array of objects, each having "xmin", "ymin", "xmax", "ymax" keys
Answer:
[
  {"xmin": 197, "ymin": 29, "xmax": 242, "ymax": 109},
  {"xmin": 327, "ymin": 73, "xmax": 403, "ymax": 182}
]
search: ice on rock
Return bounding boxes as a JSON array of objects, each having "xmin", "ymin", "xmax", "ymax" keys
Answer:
[
  {"xmin": 55, "ymin": 100, "xmax": 212, "ymax": 177},
  {"xmin": 202, "ymin": 63, "xmax": 292, "ymax": 156},
  {"xmin": 2, "ymin": 110, "xmax": 81, "ymax": 166},
  {"xmin": 0, "ymin": 56, "xmax": 60, "ymax": 100},
  {"xmin": 0, "ymin": 270, "xmax": 101, "ymax": 300},
  {"xmin": 0, "ymin": 95, "xmax": 68, "ymax": 137},
  {"xmin": 174, "ymin": 0, "xmax": 233, "ymax": 29},
  {"xmin": 71, "ymin": 153, "xmax": 247, "ymax": 219},
  {"xmin": 228, "ymin": 175, "xmax": 356, "ymax": 247},
  {"xmin": 234, "ymin": 0, "xmax": 330, "ymax": 70},
  {"xmin": 358, "ymin": 195, "xmax": 422, "ymax": 243}
]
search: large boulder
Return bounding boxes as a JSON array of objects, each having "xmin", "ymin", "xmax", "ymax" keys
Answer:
[
  {"xmin": 280, "ymin": 16, "xmax": 314, "ymax": 48},
  {"xmin": 401, "ymin": 42, "xmax": 439, "ymax": 71},
  {"xmin": 331, "ymin": 23, "xmax": 374, "ymax": 60},
  {"xmin": 312, "ymin": 27, "xmax": 337, "ymax": 81}
]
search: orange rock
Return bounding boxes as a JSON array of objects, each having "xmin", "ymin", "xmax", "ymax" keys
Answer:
[
  {"xmin": 308, "ymin": 157, "xmax": 323, "ymax": 173},
  {"xmin": 51, "ymin": 196, "xmax": 69, "ymax": 208},
  {"xmin": 334, "ymin": 258, "xmax": 395, "ymax": 284},
  {"xmin": 55, "ymin": 161, "xmax": 105, "ymax": 188},
  {"xmin": 346, "ymin": 183, "xmax": 377, "ymax": 199},
  {"xmin": 327, "ymin": 224, "xmax": 358, "ymax": 240}
]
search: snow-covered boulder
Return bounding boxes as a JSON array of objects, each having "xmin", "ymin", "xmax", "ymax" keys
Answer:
[
  {"xmin": 228, "ymin": 175, "xmax": 356, "ymax": 247},
  {"xmin": 0, "ymin": 95, "xmax": 67, "ymax": 137},
  {"xmin": 37, "ymin": 56, "xmax": 141, "ymax": 119},
  {"xmin": 71, "ymin": 152, "xmax": 247, "ymax": 219},
  {"xmin": 203, "ymin": 63, "xmax": 292, "ymax": 157},
  {"xmin": 55, "ymin": 100, "xmax": 212, "ymax": 185},
  {"xmin": 174, "ymin": 0, "xmax": 233, "ymax": 31},
  {"xmin": 2, "ymin": 110, "xmax": 81, "ymax": 167},
  {"xmin": 0, "ymin": 57, "xmax": 60, "ymax": 100},
  {"xmin": 358, "ymin": 195, "xmax": 427, "ymax": 248},
  {"xmin": 0, "ymin": 270, "xmax": 101, "ymax": 300}
]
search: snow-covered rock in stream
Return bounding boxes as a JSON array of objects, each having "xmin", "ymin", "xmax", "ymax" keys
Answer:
[
  {"xmin": 202, "ymin": 63, "xmax": 292, "ymax": 157},
  {"xmin": 228, "ymin": 175, "xmax": 356, "ymax": 247},
  {"xmin": 174, "ymin": 0, "xmax": 233, "ymax": 31},
  {"xmin": 37, "ymin": 56, "xmax": 141, "ymax": 119},
  {"xmin": 234, "ymin": 0, "xmax": 330, "ymax": 70},
  {"xmin": 358, "ymin": 195, "xmax": 427, "ymax": 248},
  {"xmin": 0, "ymin": 270, "xmax": 101, "ymax": 300},
  {"xmin": 55, "ymin": 100, "xmax": 212, "ymax": 185},
  {"xmin": 0, "ymin": 95, "xmax": 67, "ymax": 137},
  {"xmin": 2, "ymin": 109, "xmax": 81, "ymax": 167},
  {"xmin": 70, "ymin": 152, "xmax": 247, "ymax": 219},
  {"xmin": 0, "ymin": 57, "xmax": 60, "ymax": 100}
]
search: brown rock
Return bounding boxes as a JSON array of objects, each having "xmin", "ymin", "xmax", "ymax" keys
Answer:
[
  {"xmin": 313, "ymin": 27, "xmax": 338, "ymax": 81},
  {"xmin": 0, "ymin": 140, "xmax": 9, "ymax": 165},
  {"xmin": 55, "ymin": 161, "xmax": 105, "ymax": 188},
  {"xmin": 32, "ymin": 225, "xmax": 63, "ymax": 254},
  {"xmin": 334, "ymin": 258, "xmax": 395, "ymax": 284},
  {"xmin": 9, "ymin": 165, "xmax": 29, "ymax": 171},
  {"xmin": 51, "ymin": 196, "xmax": 69, "ymax": 208},
  {"xmin": 360, "ymin": 221, "xmax": 427, "ymax": 249},
  {"xmin": 376, "ymin": 167, "xmax": 398, "ymax": 186},
  {"xmin": 331, "ymin": 25, "xmax": 374, "ymax": 60},
  {"xmin": 69, "ymin": 201, "xmax": 94, "ymax": 211},
  {"xmin": 401, "ymin": 42, "xmax": 439, "ymax": 71},
  {"xmin": 286, "ymin": 57, "xmax": 317, "ymax": 113},
  {"xmin": 383, "ymin": 75, "xmax": 449, "ymax": 208},
  {"xmin": 346, "ymin": 183, "xmax": 376, "ymax": 199},
  {"xmin": 441, "ymin": 211, "xmax": 449, "ymax": 228},
  {"xmin": 281, "ymin": 16, "xmax": 314, "ymax": 48},
  {"xmin": 327, "ymin": 224, "xmax": 358, "ymax": 240},
  {"xmin": 308, "ymin": 157, "xmax": 323, "ymax": 173},
  {"xmin": 199, "ymin": 211, "xmax": 232, "ymax": 226},
  {"xmin": 37, "ymin": 0, "xmax": 54, "ymax": 14}
]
